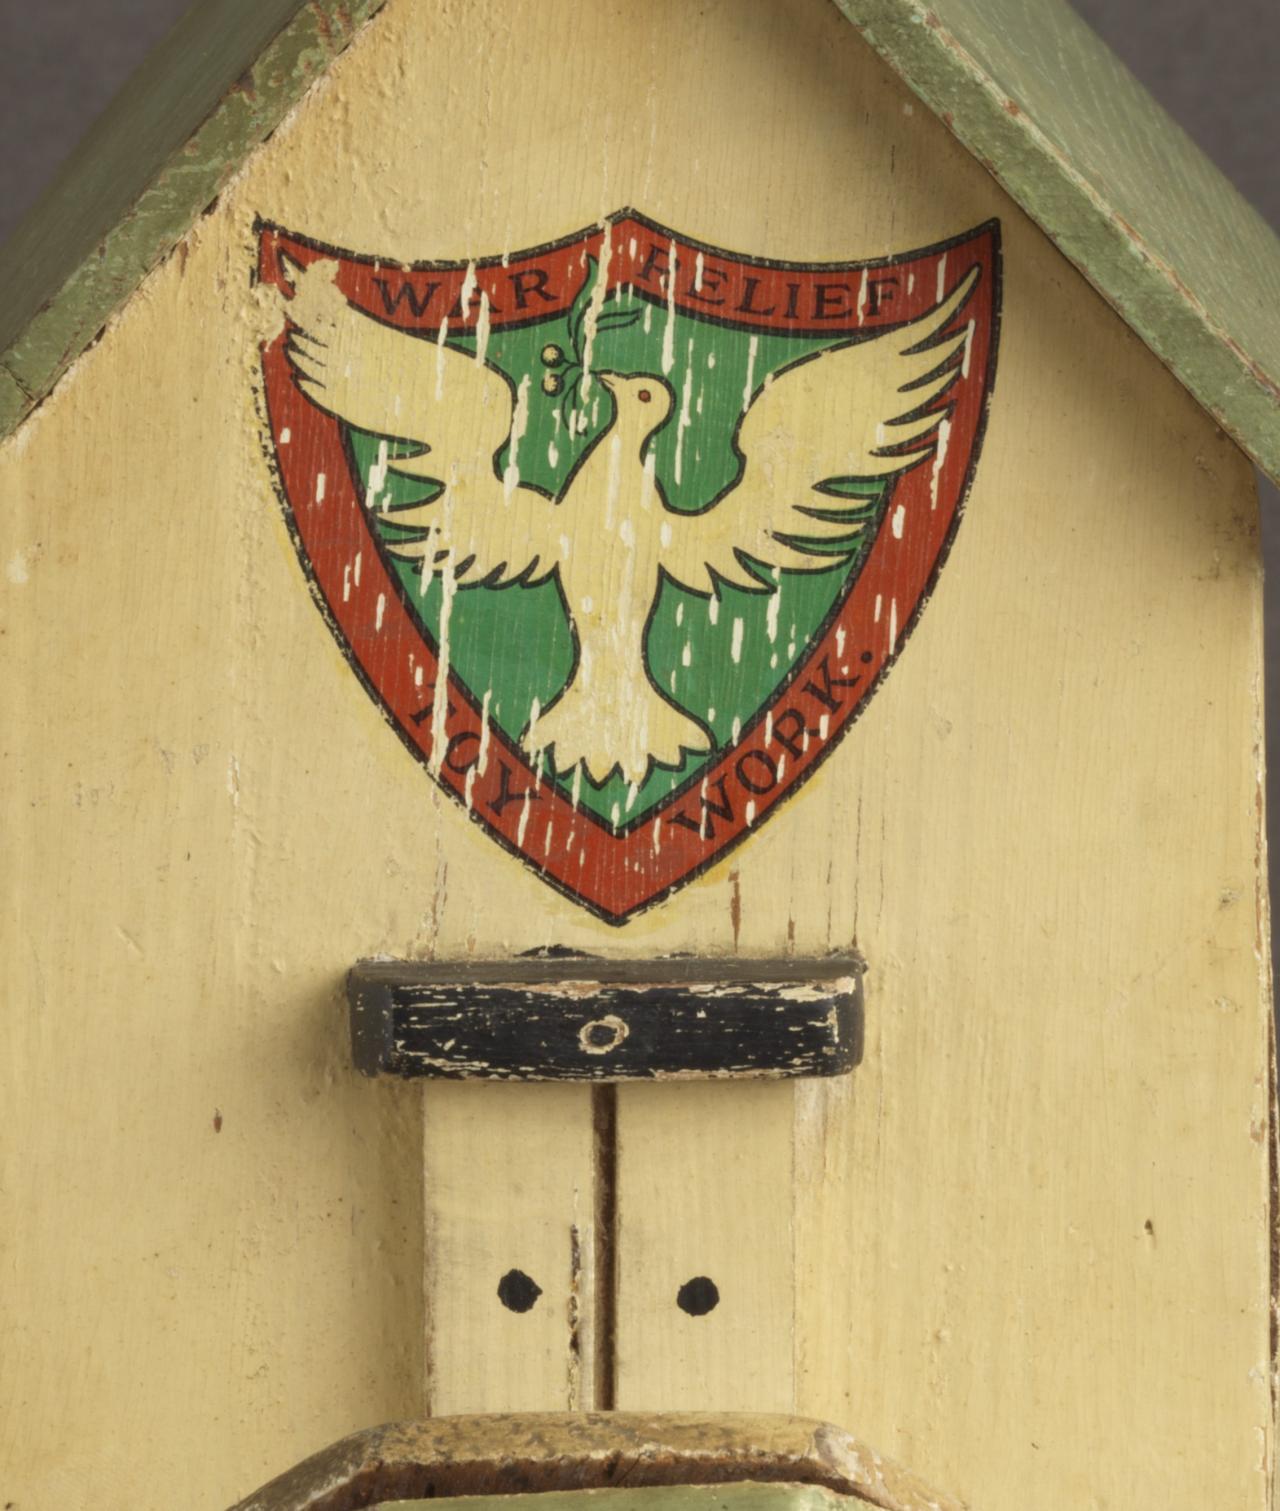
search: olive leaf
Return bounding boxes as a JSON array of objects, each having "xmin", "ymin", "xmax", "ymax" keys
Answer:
[{"xmin": 557, "ymin": 256, "xmax": 642, "ymax": 431}]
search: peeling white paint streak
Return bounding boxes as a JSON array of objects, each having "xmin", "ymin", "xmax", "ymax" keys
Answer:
[
  {"xmin": 742, "ymin": 334, "xmax": 758, "ymax": 410},
  {"xmin": 930, "ymin": 415, "xmax": 952, "ymax": 509},
  {"xmin": 661, "ymin": 239, "xmax": 678, "ymax": 376},
  {"xmin": 477, "ymin": 690, "xmax": 493, "ymax": 776},
  {"xmin": 427, "ymin": 565, "xmax": 456, "ymax": 776}
]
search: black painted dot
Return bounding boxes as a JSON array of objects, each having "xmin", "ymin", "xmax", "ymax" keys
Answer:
[
  {"xmin": 677, "ymin": 1276, "xmax": 720, "ymax": 1316},
  {"xmin": 498, "ymin": 1269, "xmax": 542, "ymax": 1313},
  {"xmin": 860, "ymin": 650, "xmax": 874, "ymax": 664},
  {"xmin": 585, "ymin": 1022, "xmax": 617, "ymax": 1047}
]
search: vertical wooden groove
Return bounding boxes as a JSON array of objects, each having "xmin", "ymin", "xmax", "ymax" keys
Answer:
[
  {"xmin": 422, "ymin": 1199, "xmax": 436, "ymax": 1423},
  {"xmin": 1268, "ymin": 1006, "xmax": 1278, "ymax": 1511},
  {"xmin": 593, "ymin": 1084, "xmax": 619, "ymax": 1410}
]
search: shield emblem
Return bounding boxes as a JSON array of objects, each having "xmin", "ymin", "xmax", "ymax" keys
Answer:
[{"xmin": 257, "ymin": 211, "xmax": 1000, "ymax": 923}]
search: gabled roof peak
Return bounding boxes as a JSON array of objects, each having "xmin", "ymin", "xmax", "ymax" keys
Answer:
[{"xmin": 1, "ymin": 0, "xmax": 1277, "ymax": 483}]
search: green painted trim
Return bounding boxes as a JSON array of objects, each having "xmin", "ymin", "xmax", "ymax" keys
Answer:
[
  {"xmin": 0, "ymin": 0, "xmax": 388, "ymax": 439},
  {"xmin": 831, "ymin": 0, "xmax": 1280, "ymax": 486},
  {"xmin": 0, "ymin": 367, "xmax": 28, "ymax": 438},
  {"xmin": 381, "ymin": 1485, "xmax": 856, "ymax": 1511}
]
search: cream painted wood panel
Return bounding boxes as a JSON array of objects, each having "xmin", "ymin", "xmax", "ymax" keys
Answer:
[
  {"xmin": 0, "ymin": 1, "xmax": 1269, "ymax": 1510},
  {"xmin": 615, "ymin": 1083, "xmax": 797, "ymax": 1413},
  {"xmin": 424, "ymin": 1085, "xmax": 598, "ymax": 1414}
]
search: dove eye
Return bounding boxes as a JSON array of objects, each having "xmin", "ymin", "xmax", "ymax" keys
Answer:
[{"xmin": 637, "ymin": 388, "xmax": 652, "ymax": 403}]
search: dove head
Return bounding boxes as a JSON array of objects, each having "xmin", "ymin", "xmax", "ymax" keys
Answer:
[{"xmin": 598, "ymin": 372, "xmax": 674, "ymax": 441}]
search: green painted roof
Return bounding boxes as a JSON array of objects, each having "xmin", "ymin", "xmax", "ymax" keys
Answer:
[
  {"xmin": 833, "ymin": 0, "xmax": 1280, "ymax": 483},
  {"xmin": 1, "ymin": 0, "xmax": 1277, "ymax": 486},
  {"xmin": 0, "ymin": 0, "xmax": 387, "ymax": 437}
]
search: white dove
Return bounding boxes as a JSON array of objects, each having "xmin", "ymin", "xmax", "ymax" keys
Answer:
[{"xmin": 276, "ymin": 255, "xmax": 978, "ymax": 785}]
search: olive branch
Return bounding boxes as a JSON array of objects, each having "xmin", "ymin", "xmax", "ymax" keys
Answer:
[{"xmin": 549, "ymin": 256, "xmax": 642, "ymax": 432}]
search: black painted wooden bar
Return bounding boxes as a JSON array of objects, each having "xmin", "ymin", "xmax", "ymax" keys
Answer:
[{"xmin": 347, "ymin": 956, "xmax": 864, "ymax": 1081}]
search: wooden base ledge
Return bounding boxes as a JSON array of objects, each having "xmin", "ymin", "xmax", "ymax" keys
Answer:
[{"xmin": 228, "ymin": 1413, "xmax": 962, "ymax": 1511}]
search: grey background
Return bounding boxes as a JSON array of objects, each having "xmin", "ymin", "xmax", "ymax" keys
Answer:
[{"xmin": 3, "ymin": 0, "xmax": 1278, "ymax": 948}]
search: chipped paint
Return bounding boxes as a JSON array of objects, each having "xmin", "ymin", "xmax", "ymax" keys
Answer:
[
  {"xmin": 828, "ymin": 0, "xmax": 1280, "ymax": 484},
  {"xmin": 0, "ymin": 0, "xmax": 391, "ymax": 440},
  {"xmin": 348, "ymin": 957, "xmax": 863, "ymax": 1081}
]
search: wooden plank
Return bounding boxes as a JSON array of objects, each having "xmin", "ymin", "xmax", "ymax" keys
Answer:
[
  {"xmin": 614, "ymin": 1083, "xmax": 797, "ymax": 1413},
  {"xmin": 423, "ymin": 1084, "xmax": 598, "ymax": 1414},
  {"xmin": 0, "ymin": 1, "xmax": 1270, "ymax": 1507},
  {"xmin": 349, "ymin": 958, "xmax": 862, "ymax": 1081}
]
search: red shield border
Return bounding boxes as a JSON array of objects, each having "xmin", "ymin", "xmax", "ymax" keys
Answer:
[{"xmin": 257, "ymin": 211, "xmax": 1001, "ymax": 923}]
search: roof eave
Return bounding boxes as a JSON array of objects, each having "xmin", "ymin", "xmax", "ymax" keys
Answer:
[
  {"xmin": 0, "ymin": 0, "xmax": 387, "ymax": 438},
  {"xmin": 831, "ymin": 0, "xmax": 1280, "ymax": 486}
]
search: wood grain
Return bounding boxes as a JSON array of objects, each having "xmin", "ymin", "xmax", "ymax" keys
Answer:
[
  {"xmin": 7, "ymin": 0, "xmax": 1279, "ymax": 492},
  {"xmin": 831, "ymin": 0, "xmax": 1280, "ymax": 483},
  {"xmin": 349, "ymin": 960, "xmax": 862, "ymax": 1081},
  {"xmin": 616, "ymin": 1084, "xmax": 798, "ymax": 1414},
  {"xmin": 423, "ymin": 1085, "xmax": 598, "ymax": 1415},
  {"xmin": 0, "ymin": 1, "xmax": 1269, "ymax": 1508}
]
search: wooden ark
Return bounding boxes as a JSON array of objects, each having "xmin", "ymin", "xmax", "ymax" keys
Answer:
[{"xmin": 2, "ymin": 2, "xmax": 1278, "ymax": 1509}]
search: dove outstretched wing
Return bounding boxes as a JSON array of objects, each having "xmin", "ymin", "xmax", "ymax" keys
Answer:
[
  {"xmin": 661, "ymin": 266, "xmax": 980, "ymax": 595},
  {"xmin": 279, "ymin": 256, "xmax": 556, "ymax": 585}
]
